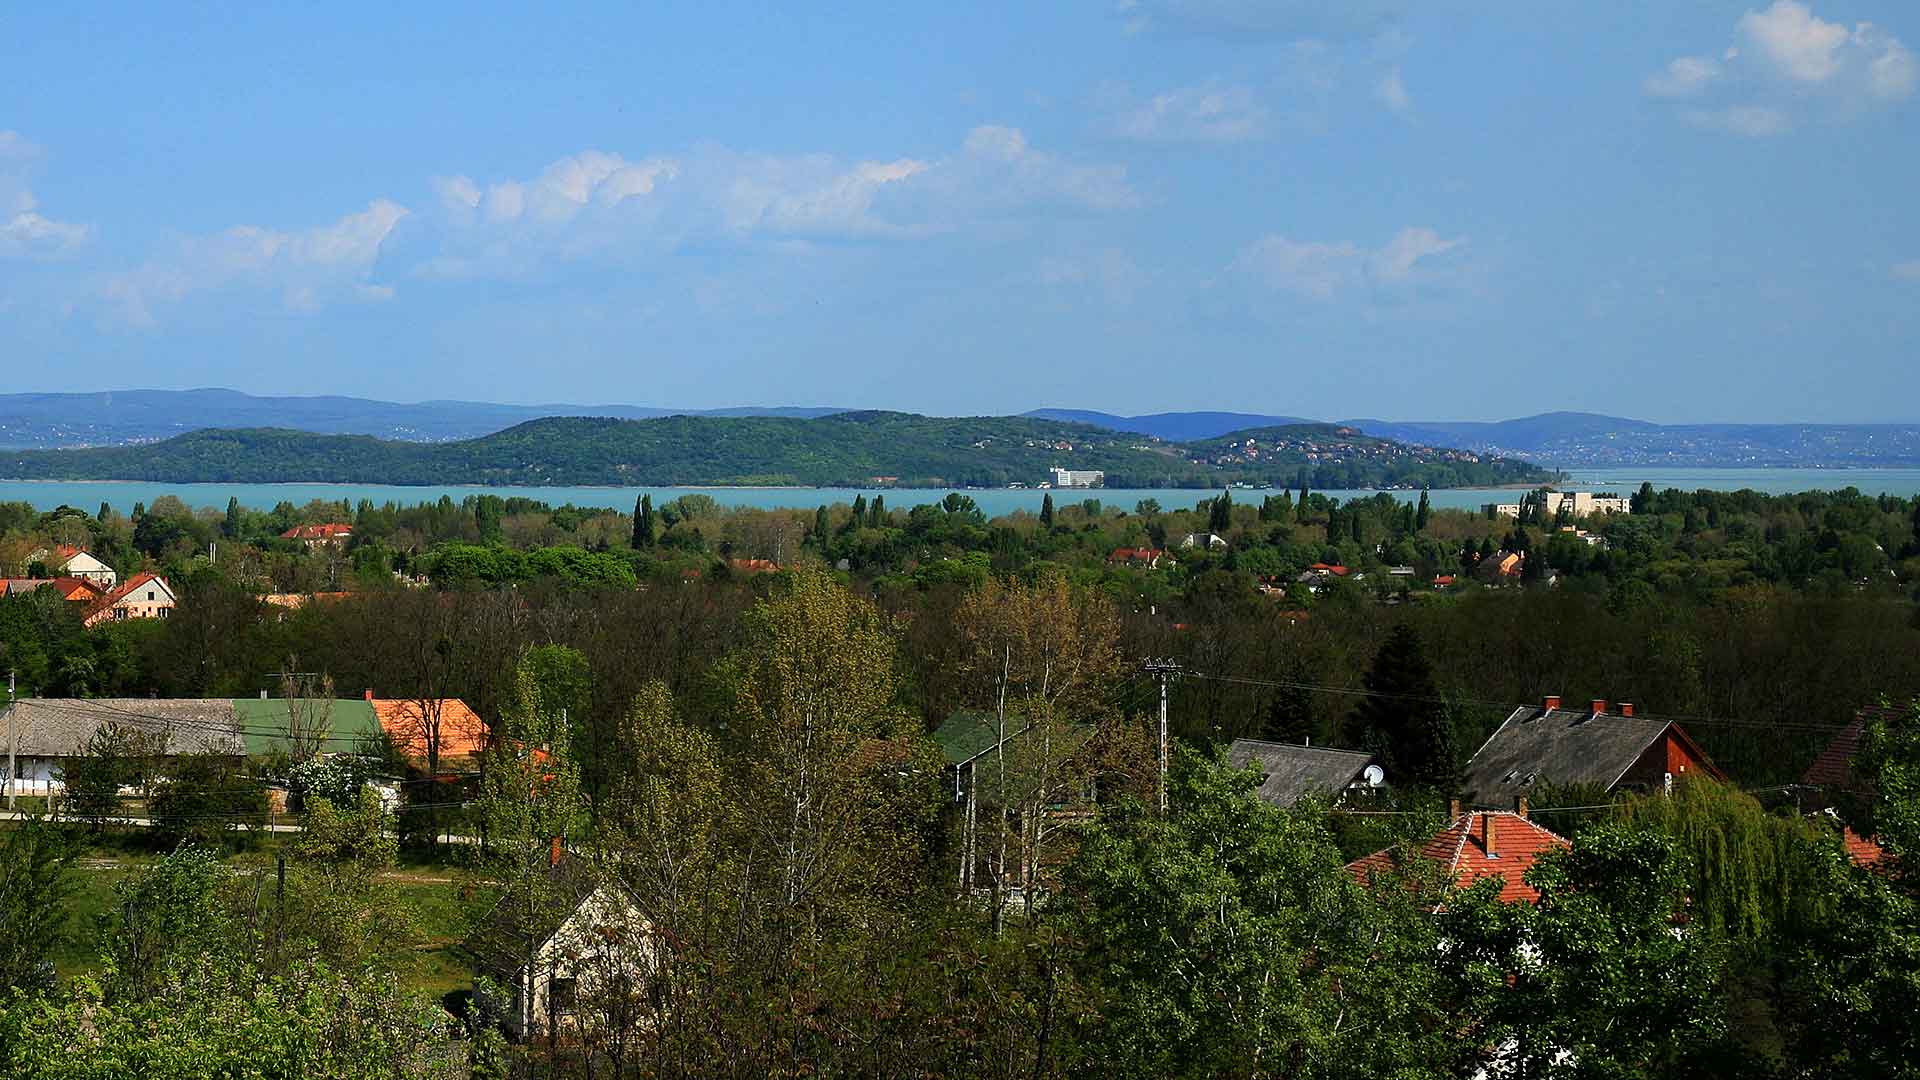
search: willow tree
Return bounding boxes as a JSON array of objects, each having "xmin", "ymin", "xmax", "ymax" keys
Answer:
[{"xmin": 1616, "ymin": 777, "xmax": 1830, "ymax": 945}]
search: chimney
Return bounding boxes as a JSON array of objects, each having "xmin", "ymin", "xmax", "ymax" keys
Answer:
[
  {"xmin": 1514, "ymin": 795, "xmax": 1529, "ymax": 819},
  {"xmin": 364, "ymin": 688, "xmax": 374, "ymax": 701},
  {"xmin": 1591, "ymin": 698, "xmax": 1607, "ymax": 717},
  {"xmin": 1448, "ymin": 798, "xmax": 1462, "ymax": 820},
  {"xmin": 1619, "ymin": 702, "xmax": 1635, "ymax": 718},
  {"xmin": 549, "ymin": 836, "xmax": 563, "ymax": 869},
  {"xmin": 1482, "ymin": 813, "xmax": 1497, "ymax": 857},
  {"xmin": 1543, "ymin": 695, "xmax": 1561, "ymax": 712}
]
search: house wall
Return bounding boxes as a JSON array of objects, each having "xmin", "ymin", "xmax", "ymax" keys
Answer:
[
  {"xmin": 1617, "ymin": 732, "xmax": 1710, "ymax": 794},
  {"xmin": 59, "ymin": 552, "xmax": 117, "ymax": 587},
  {"xmin": 505, "ymin": 888, "xmax": 655, "ymax": 1040}
]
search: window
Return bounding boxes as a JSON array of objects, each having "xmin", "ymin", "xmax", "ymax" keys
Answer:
[
  {"xmin": 147, "ymin": 591, "xmax": 155, "ymax": 600},
  {"xmin": 549, "ymin": 976, "xmax": 578, "ymax": 1015}
]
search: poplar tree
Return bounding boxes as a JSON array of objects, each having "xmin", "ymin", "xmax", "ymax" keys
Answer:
[
  {"xmin": 1039, "ymin": 493, "xmax": 1054, "ymax": 528},
  {"xmin": 223, "ymin": 497, "xmax": 243, "ymax": 539},
  {"xmin": 632, "ymin": 494, "xmax": 654, "ymax": 549},
  {"xmin": 1208, "ymin": 490, "xmax": 1233, "ymax": 534},
  {"xmin": 1415, "ymin": 488, "xmax": 1431, "ymax": 531}
]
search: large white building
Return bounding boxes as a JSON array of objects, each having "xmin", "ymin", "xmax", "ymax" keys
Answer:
[
  {"xmin": 1493, "ymin": 491, "xmax": 1629, "ymax": 520},
  {"xmin": 1048, "ymin": 467, "xmax": 1105, "ymax": 489}
]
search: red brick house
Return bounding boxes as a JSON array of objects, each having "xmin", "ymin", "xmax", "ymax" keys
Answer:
[{"xmin": 1459, "ymin": 697, "xmax": 1723, "ymax": 807}]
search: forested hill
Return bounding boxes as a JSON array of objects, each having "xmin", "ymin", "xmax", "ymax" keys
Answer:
[{"xmin": 0, "ymin": 412, "xmax": 1553, "ymax": 488}]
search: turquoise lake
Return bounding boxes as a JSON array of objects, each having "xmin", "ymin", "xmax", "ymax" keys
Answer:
[{"xmin": 3, "ymin": 467, "xmax": 1918, "ymax": 516}]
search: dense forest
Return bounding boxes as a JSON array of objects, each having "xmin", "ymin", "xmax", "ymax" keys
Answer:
[
  {"xmin": 0, "ymin": 413, "xmax": 1553, "ymax": 488},
  {"xmin": 0, "ymin": 483, "xmax": 1917, "ymax": 1076}
]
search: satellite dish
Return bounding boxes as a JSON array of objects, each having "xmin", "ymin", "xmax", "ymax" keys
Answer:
[{"xmin": 1362, "ymin": 764, "xmax": 1386, "ymax": 788}]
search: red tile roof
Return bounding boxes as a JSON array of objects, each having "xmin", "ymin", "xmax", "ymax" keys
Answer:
[
  {"xmin": 1803, "ymin": 704, "xmax": 1910, "ymax": 791},
  {"xmin": 1843, "ymin": 827, "xmax": 1885, "ymax": 868},
  {"xmin": 1348, "ymin": 811, "xmax": 1571, "ymax": 908},
  {"xmin": 281, "ymin": 523, "xmax": 354, "ymax": 540},
  {"xmin": 372, "ymin": 698, "xmax": 488, "ymax": 762}
]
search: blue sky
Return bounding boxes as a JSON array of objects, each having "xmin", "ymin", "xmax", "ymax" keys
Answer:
[{"xmin": 2, "ymin": 1, "xmax": 1916, "ymax": 422}]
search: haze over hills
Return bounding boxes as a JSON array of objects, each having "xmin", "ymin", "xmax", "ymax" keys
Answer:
[
  {"xmin": 0, "ymin": 389, "xmax": 845, "ymax": 449},
  {"xmin": 0, "ymin": 413, "xmax": 1548, "ymax": 490},
  {"xmin": 0, "ymin": 390, "xmax": 1916, "ymax": 468}
]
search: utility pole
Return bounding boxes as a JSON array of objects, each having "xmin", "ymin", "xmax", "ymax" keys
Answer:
[
  {"xmin": 1143, "ymin": 659, "xmax": 1180, "ymax": 813},
  {"xmin": 6, "ymin": 670, "xmax": 15, "ymax": 811}
]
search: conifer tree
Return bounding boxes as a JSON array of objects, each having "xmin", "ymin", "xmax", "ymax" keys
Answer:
[
  {"xmin": 869, "ymin": 494, "xmax": 885, "ymax": 528},
  {"xmin": 223, "ymin": 497, "xmax": 242, "ymax": 539},
  {"xmin": 1209, "ymin": 489, "xmax": 1233, "ymax": 534},
  {"xmin": 812, "ymin": 505, "xmax": 830, "ymax": 543},
  {"xmin": 632, "ymin": 494, "xmax": 655, "ymax": 549},
  {"xmin": 1259, "ymin": 680, "xmax": 1315, "ymax": 745},
  {"xmin": 1347, "ymin": 624, "xmax": 1455, "ymax": 789},
  {"xmin": 1040, "ymin": 493, "xmax": 1054, "ymax": 528},
  {"xmin": 1415, "ymin": 489, "xmax": 1431, "ymax": 531}
]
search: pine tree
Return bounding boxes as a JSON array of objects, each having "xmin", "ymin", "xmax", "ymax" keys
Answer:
[
  {"xmin": 1415, "ymin": 489, "xmax": 1431, "ymax": 531},
  {"xmin": 1259, "ymin": 680, "xmax": 1315, "ymax": 744},
  {"xmin": 223, "ymin": 497, "xmax": 242, "ymax": 539},
  {"xmin": 1632, "ymin": 481, "xmax": 1656, "ymax": 514},
  {"xmin": 1348, "ymin": 624, "xmax": 1456, "ymax": 789},
  {"xmin": 1209, "ymin": 489, "xmax": 1233, "ymax": 534},
  {"xmin": 1040, "ymin": 493, "xmax": 1054, "ymax": 528}
]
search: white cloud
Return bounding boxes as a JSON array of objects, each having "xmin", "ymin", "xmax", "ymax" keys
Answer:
[
  {"xmin": 1232, "ymin": 225, "xmax": 1463, "ymax": 300},
  {"xmin": 1371, "ymin": 226, "xmax": 1459, "ymax": 281},
  {"xmin": 1684, "ymin": 104, "xmax": 1794, "ymax": 136},
  {"xmin": 0, "ymin": 130, "xmax": 89, "ymax": 258},
  {"xmin": 1644, "ymin": 56, "xmax": 1722, "ymax": 98},
  {"xmin": 1374, "ymin": 67, "xmax": 1411, "ymax": 114},
  {"xmin": 1893, "ymin": 260, "xmax": 1920, "ymax": 281},
  {"xmin": 1032, "ymin": 248, "xmax": 1148, "ymax": 305},
  {"xmin": 1647, "ymin": 2, "xmax": 1916, "ymax": 133},
  {"xmin": 402, "ymin": 127, "xmax": 1135, "ymax": 281},
  {"xmin": 102, "ymin": 200, "xmax": 407, "ymax": 326},
  {"xmin": 1108, "ymin": 83, "xmax": 1269, "ymax": 141}
]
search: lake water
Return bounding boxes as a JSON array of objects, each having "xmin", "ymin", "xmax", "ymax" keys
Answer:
[{"xmin": 2, "ymin": 467, "xmax": 1918, "ymax": 516}]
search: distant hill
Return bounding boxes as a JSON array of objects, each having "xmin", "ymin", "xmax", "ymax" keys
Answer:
[
  {"xmin": 1337, "ymin": 412, "xmax": 1920, "ymax": 467},
  {"xmin": 0, "ymin": 413, "xmax": 1552, "ymax": 489},
  {"xmin": 0, "ymin": 389, "xmax": 847, "ymax": 449},
  {"xmin": 1024, "ymin": 409, "xmax": 1316, "ymax": 441},
  {"xmin": 1042, "ymin": 408, "xmax": 1920, "ymax": 468}
]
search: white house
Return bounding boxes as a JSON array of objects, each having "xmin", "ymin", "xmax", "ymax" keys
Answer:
[
  {"xmin": 1048, "ymin": 467, "xmax": 1105, "ymax": 489},
  {"xmin": 467, "ymin": 853, "xmax": 657, "ymax": 1040},
  {"xmin": 1492, "ymin": 492, "xmax": 1628, "ymax": 520},
  {"xmin": 1, "ymin": 698, "xmax": 245, "ymax": 798},
  {"xmin": 81, "ymin": 572, "xmax": 176, "ymax": 628},
  {"xmin": 1179, "ymin": 532, "xmax": 1227, "ymax": 550},
  {"xmin": 29, "ymin": 546, "xmax": 117, "ymax": 588}
]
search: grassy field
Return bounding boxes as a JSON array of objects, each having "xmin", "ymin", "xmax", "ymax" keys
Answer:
[{"xmin": 41, "ymin": 830, "xmax": 495, "ymax": 997}]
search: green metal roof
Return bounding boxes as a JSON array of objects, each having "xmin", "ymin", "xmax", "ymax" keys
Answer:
[
  {"xmin": 932, "ymin": 711, "xmax": 1002, "ymax": 764},
  {"xmin": 230, "ymin": 698, "xmax": 382, "ymax": 755}
]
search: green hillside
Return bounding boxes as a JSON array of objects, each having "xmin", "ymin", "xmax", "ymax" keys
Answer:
[{"xmin": 0, "ymin": 412, "xmax": 1554, "ymax": 489}]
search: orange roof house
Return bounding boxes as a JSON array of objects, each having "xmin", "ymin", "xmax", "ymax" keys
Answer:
[
  {"xmin": 81, "ymin": 572, "xmax": 176, "ymax": 628},
  {"xmin": 1348, "ymin": 806, "xmax": 1571, "ymax": 910},
  {"xmin": 371, "ymin": 696, "xmax": 488, "ymax": 766},
  {"xmin": 282, "ymin": 523, "xmax": 354, "ymax": 547}
]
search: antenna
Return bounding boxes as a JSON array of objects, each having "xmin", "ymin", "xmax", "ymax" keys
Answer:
[{"xmin": 1362, "ymin": 764, "xmax": 1386, "ymax": 788}]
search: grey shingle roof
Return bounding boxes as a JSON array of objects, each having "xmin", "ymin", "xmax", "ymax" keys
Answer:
[
  {"xmin": 1460, "ymin": 706, "xmax": 1672, "ymax": 804},
  {"xmin": 1226, "ymin": 739, "xmax": 1378, "ymax": 807},
  {"xmin": 0, "ymin": 698, "xmax": 245, "ymax": 758}
]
